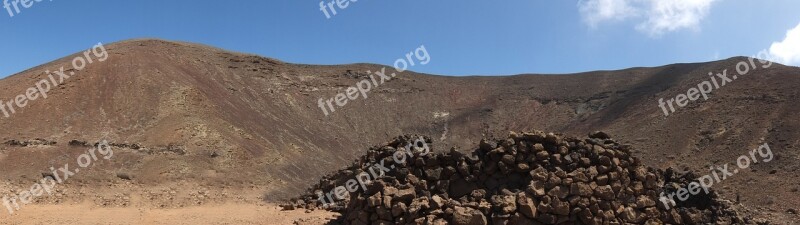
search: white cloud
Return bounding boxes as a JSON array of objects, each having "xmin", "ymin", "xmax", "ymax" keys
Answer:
[
  {"xmin": 578, "ymin": 0, "xmax": 719, "ymax": 37},
  {"xmin": 578, "ymin": 0, "xmax": 638, "ymax": 28},
  {"xmin": 636, "ymin": 0, "xmax": 718, "ymax": 36},
  {"xmin": 768, "ymin": 23, "xmax": 800, "ymax": 66}
]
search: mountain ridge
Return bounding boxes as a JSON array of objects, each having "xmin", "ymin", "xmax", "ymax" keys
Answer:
[{"xmin": 0, "ymin": 39, "xmax": 797, "ymax": 222}]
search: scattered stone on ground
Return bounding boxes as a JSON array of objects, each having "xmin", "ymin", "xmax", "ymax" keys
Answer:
[{"xmin": 289, "ymin": 131, "xmax": 763, "ymax": 225}]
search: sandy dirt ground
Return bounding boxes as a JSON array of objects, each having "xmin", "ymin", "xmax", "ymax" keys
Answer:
[{"xmin": 0, "ymin": 203, "xmax": 337, "ymax": 225}]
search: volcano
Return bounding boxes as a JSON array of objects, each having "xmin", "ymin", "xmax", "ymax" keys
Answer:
[{"xmin": 0, "ymin": 39, "xmax": 797, "ymax": 224}]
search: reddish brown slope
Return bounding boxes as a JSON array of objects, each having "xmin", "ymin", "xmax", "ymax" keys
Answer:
[{"xmin": 0, "ymin": 39, "xmax": 797, "ymax": 221}]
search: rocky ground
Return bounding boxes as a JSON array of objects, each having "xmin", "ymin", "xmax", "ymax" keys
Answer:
[{"xmin": 289, "ymin": 132, "xmax": 780, "ymax": 225}]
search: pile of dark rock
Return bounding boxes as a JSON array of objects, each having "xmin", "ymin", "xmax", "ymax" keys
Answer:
[
  {"xmin": 288, "ymin": 131, "xmax": 756, "ymax": 225},
  {"xmin": 4, "ymin": 138, "xmax": 57, "ymax": 146}
]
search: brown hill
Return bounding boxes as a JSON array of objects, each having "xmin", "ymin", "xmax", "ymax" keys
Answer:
[{"xmin": 0, "ymin": 39, "xmax": 797, "ymax": 223}]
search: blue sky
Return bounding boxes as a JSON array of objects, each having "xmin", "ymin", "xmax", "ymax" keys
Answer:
[{"xmin": 0, "ymin": 0, "xmax": 798, "ymax": 77}]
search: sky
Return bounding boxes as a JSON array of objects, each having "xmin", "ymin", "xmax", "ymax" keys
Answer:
[{"xmin": 0, "ymin": 0, "xmax": 798, "ymax": 77}]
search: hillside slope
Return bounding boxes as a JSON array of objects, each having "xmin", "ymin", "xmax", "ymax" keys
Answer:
[{"xmin": 0, "ymin": 39, "xmax": 797, "ymax": 221}]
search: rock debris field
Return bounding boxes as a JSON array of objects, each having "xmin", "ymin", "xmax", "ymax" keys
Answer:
[{"xmin": 288, "ymin": 131, "xmax": 761, "ymax": 225}]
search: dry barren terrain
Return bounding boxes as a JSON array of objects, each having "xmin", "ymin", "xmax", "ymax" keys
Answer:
[{"xmin": 0, "ymin": 39, "xmax": 797, "ymax": 224}]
